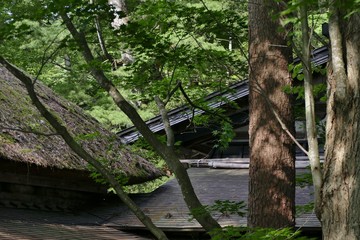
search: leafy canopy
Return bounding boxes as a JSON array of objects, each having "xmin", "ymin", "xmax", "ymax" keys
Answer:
[{"xmin": 0, "ymin": 0, "xmax": 248, "ymax": 133}]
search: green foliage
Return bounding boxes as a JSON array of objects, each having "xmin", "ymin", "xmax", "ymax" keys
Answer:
[
  {"xmin": 210, "ymin": 226, "xmax": 315, "ymax": 240},
  {"xmin": 296, "ymin": 202, "xmax": 315, "ymax": 217},
  {"xmin": 294, "ymin": 168, "xmax": 317, "ymax": 216},
  {"xmin": 328, "ymin": 0, "xmax": 360, "ymax": 18},
  {"xmin": 120, "ymin": 137, "xmax": 171, "ymax": 193},
  {"xmin": 278, "ymin": 0, "xmax": 329, "ymax": 51},
  {"xmin": 88, "ymin": 157, "xmax": 129, "ymax": 186},
  {"xmin": 114, "ymin": 0, "xmax": 248, "ymax": 105},
  {"xmin": 131, "ymin": 137, "xmax": 167, "ymax": 166},
  {"xmin": 0, "ymin": 0, "xmax": 244, "ymax": 200},
  {"xmin": 189, "ymin": 200, "xmax": 246, "ymax": 221},
  {"xmin": 288, "ymin": 63, "xmax": 303, "ymax": 81},
  {"xmin": 208, "ymin": 200, "xmax": 247, "ymax": 217},
  {"xmin": 286, "ymin": 63, "xmax": 327, "ymax": 106},
  {"xmin": 213, "ymin": 120, "xmax": 236, "ymax": 150},
  {"xmin": 295, "ymin": 169, "xmax": 317, "ymax": 217},
  {"xmin": 296, "ymin": 168, "xmax": 313, "ymax": 188},
  {"xmin": 0, "ymin": 0, "xmax": 249, "ymax": 136},
  {"xmin": 0, "ymin": 133, "xmax": 16, "ymax": 144},
  {"xmin": 210, "ymin": 226, "xmax": 244, "ymax": 240},
  {"xmin": 123, "ymin": 176, "xmax": 172, "ymax": 194},
  {"xmin": 74, "ymin": 131, "xmax": 101, "ymax": 142}
]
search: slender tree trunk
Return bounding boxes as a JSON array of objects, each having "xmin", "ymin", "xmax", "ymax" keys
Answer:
[
  {"xmin": 60, "ymin": 12, "xmax": 221, "ymax": 232},
  {"xmin": 248, "ymin": 0, "xmax": 295, "ymax": 228},
  {"xmin": 299, "ymin": 3, "xmax": 322, "ymax": 219},
  {"xmin": 321, "ymin": 5, "xmax": 360, "ymax": 239}
]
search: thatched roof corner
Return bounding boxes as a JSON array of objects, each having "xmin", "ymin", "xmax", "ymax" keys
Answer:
[{"xmin": 0, "ymin": 65, "xmax": 164, "ymax": 184}]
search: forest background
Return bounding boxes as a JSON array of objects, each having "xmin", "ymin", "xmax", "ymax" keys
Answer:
[{"xmin": 0, "ymin": 0, "xmax": 359, "ymax": 239}]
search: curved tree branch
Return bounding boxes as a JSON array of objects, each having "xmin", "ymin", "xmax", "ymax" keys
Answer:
[
  {"xmin": 154, "ymin": 96, "xmax": 175, "ymax": 147},
  {"xmin": 0, "ymin": 126, "xmax": 58, "ymax": 137},
  {"xmin": 179, "ymin": 81, "xmax": 233, "ymax": 125}
]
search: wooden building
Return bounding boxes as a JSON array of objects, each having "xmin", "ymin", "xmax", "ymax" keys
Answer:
[{"xmin": 0, "ymin": 65, "xmax": 163, "ymax": 211}]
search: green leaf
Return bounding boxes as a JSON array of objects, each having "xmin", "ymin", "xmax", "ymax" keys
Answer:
[{"xmin": 297, "ymin": 73, "xmax": 304, "ymax": 81}]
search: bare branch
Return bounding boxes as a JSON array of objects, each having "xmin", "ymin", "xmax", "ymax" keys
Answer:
[
  {"xmin": 179, "ymin": 82, "xmax": 232, "ymax": 124},
  {"xmin": 51, "ymin": 60, "xmax": 72, "ymax": 71},
  {"xmin": 312, "ymin": 30, "xmax": 328, "ymax": 47},
  {"xmin": 251, "ymin": 84, "xmax": 309, "ymax": 156},
  {"xmin": 34, "ymin": 30, "xmax": 65, "ymax": 85},
  {"xmin": 164, "ymin": 80, "xmax": 181, "ymax": 104},
  {"xmin": 166, "ymin": 37, "xmax": 184, "ymax": 94},
  {"xmin": 94, "ymin": 15, "xmax": 114, "ymax": 64},
  {"xmin": 199, "ymin": 0, "xmax": 210, "ymax": 11},
  {"xmin": 0, "ymin": 126, "xmax": 58, "ymax": 137},
  {"xmin": 154, "ymin": 96, "xmax": 175, "ymax": 147}
]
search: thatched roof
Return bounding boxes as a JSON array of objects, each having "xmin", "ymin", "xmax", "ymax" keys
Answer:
[{"xmin": 0, "ymin": 65, "xmax": 163, "ymax": 184}]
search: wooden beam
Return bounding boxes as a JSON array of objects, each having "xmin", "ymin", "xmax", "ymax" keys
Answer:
[{"xmin": 0, "ymin": 172, "xmax": 107, "ymax": 193}]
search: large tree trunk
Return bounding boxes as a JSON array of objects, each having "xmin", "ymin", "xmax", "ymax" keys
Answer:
[
  {"xmin": 321, "ymin": 6, "xmax": 360, "ymax": 239},
  {"xmin": 248, "ymin": 0, "xmax": 295, "ymax": 228}
]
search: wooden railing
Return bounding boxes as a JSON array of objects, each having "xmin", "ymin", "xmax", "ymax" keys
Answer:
[{"xmin": 180, "ymin": 156, "xmax": 324, "ymax": 169}]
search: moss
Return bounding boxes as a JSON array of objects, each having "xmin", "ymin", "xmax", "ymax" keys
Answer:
[
  {"xmin": 0, "ymin": 133, "xmax": 16, "ymax": 144},
  {"xmin": 0, "ymin": 90, "xmax": 6, "ymax": 101},
  {"xmin": 19, "ymin": 148, "xmax": 36, "ymax": 154}
]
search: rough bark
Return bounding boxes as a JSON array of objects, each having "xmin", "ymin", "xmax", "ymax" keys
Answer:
[
  {"xmin": 60, "ymin": 12, "xmax": 221, "ymax": 233},
  {"xmin": 248, "ymin": 0, "xmax": 295, "ymax": 228},
  {"xmin": 0, "ymin": 56, "xmax": 168, "ymax": 240},
  {"xmin": 321, "ymin": 5, "xmax": 360, "ymax": 239},
  {"xmin": 299, "ymin": 4, "xmax": 322, "ymax": 220}
]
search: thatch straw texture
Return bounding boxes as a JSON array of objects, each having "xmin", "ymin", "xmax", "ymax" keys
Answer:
[{"xmin": 0, "ymin": 65, "xmax": 163, "ymax": 184}]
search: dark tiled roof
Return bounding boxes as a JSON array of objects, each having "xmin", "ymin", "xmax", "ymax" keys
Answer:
[
  {"xmin": 118, "ymin": 80, "xmax": 249, "ymax": 144},
  {"xmin": 118, "ymin": 46, "xmax": 329, "ymax": 144}
]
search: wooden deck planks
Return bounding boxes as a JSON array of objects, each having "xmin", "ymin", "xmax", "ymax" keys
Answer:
[
  {"xmin": 0, "ymin": 220, "xmax": 151, "ymax": 240},
  {"xmin": 105, "ymin": 168, "xmax": 319, "ymax": 231},
  {"xmin": 0, "ymin": 167, "xmax": 319, "ymax": 239}
]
